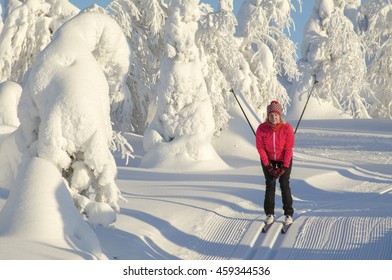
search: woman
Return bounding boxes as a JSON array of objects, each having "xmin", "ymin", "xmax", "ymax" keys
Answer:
[{"xmin": 255, "ymin": 100, "xmax": 295, "ymax": 226}]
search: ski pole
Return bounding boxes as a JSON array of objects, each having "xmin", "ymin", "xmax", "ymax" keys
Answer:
[
  {"xmin": 294, "ymin": 76, "xmax": 318, "ymax": 134},
  {"xmin": 230, "ymin": 89, "xmax": 256, "ymax": 136}
]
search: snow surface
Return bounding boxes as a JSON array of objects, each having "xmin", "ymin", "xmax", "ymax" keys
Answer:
[
  {"xmin": 0, "ymin": 156, "xmax": 105, "ymax": 259},
  {"xmin": 0, "ymin": 96, "xmax": 391, "ymax": 260},
  {"xmin": 0, "ymin": 81, "xmax": 21, "ymax": 127},
  {"xmin": 0, "ymin": 1, "xmax": 391, "ymax": 263}
]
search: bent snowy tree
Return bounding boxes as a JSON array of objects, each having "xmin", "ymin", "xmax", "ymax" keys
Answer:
[{"xmin": 16, "ymin": 12, "xmax": 131, "ymax": 225}]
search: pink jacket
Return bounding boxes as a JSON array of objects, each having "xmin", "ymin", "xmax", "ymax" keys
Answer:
[{"xmin": 256, "ymin": 121, "xmax": 294, "ymax": 168}]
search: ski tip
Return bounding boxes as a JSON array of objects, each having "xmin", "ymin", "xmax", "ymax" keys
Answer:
[
  {"xmin": 262, "ymin": 223, "xmax": 272, "ymax": 233},
  {"xmin": 281, "ymin": 224, "xmax": 292, "ymax": 234}
]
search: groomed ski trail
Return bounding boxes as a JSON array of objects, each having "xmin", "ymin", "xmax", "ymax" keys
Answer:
[
  {"xmin": 287, "ymin": 216, "xmax": 392, "ymax": 260},
  {"xmin": 96, "ymin": 119, "xmax": 392, "ymax": 260},
  {"xmin": 232, "ymin": 214, "xmax": 306, "ymax": 260},
  {"xmin": 181, "ymin": 202, "xmax": 262, "ymax": 260}
]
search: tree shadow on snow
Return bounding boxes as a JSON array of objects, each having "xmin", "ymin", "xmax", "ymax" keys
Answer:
[
  {"xmin": 95, "ymin": 225, "xmax": 179, "ymax": 260},
  {"xmin": 117, "ymin": 168, "xmax": 263, "ymax": 185},
  {"xmin": 121, "ymin": 184, "xmax": 262, "ymax": 217},
  {"xmin": 0, "ymin": 187, "xmax": 9, "ymax": 200},
  {"xmin": 102, "ymin": 208, "xmax": 249, "ymax": 260}
]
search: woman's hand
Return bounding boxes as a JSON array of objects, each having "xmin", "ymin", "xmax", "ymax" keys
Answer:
[{"xmin": 274, "ymin": 166, "xmax": 288, "ymax": 178}]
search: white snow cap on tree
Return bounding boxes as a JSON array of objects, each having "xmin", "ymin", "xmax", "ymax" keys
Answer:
[
  {"xmin": 219, "ymin": 0, "xmax": 233, "ymax": 12},
  {"xmin": 318, "ymin": 0, "xmax": 334, "ymax": 19},
  {"xmin": 16, "ymin": 11, "xmax": 131, "ymax": 226},
  {"xmin": 142, "ymin": 0, "xmax": 228, "ymax": 171},
  {"xmin": 0, "ymin": 0, "xmax": 79, "ymax": 83}
]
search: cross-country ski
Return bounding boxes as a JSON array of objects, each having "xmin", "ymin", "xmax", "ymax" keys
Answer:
[
  {"xmin": 262, "ymin": 222, "xmax": 274, "ymax": 233},
  {"xmin": 281, "ymin": 223, "xmax": 292, "ymax": 234}
]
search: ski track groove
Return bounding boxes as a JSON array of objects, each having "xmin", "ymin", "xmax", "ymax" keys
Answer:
[
  {"xmin": 287, "ymin": 216, "xmax": 392, "ymax": 259},
  {"xmin": 186, "ymin": 204, "xmax": 261, "ymax": 260},
  {"xmin": 241, "ymin": 215, "xmax": 286, "ymax": 260},
  {"xmin": 186, "ymin": 177, "xmax": 392, "ymax": 260}
]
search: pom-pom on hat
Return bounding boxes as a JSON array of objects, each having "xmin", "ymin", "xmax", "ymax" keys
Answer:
[{"xmin": 267, "ymin": 100, "xmax": 282, "ymax": 116}]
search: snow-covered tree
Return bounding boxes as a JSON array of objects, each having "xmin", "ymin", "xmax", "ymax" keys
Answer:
[
  {"xmin": 360, "ymin": 0, "xmax": 392, "ymax": 119},
  {"xmin": 16, "ymin": 12, "xmax": 131, "ymax": 226},
  {"xmin": 290, "ymin": 0, "xmax": 370, "ymax": 119},
  {"xmin": 141, "ymin": 0, "xmax": 227, "ymax": 170},
  {"xmin": 108, "ymin": 0, "xmax": 167, "ymax": 134},
  {"xmin": 0, "ymin": 0, "xmax": 79, "ymax": 84},
  {"xmin": 236, "ymin": 0, "xmax": 301, "ymax": 120},
  {"xmin": 196, "ymin": 0, "xmax": 239, "ymax": 135}
]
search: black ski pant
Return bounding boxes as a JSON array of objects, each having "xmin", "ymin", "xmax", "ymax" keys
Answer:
[{"xmin": 261, "ymin": 160, "xmax": 294, "ymax": 217}]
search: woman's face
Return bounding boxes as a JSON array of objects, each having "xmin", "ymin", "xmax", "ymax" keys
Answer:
[{"xmin": 268, "ymin": 112, "xmax": 280, "ymax": 125}]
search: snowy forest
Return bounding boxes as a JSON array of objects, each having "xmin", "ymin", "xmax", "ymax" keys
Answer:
[{"xmin": 0, "ymin": 0, "xmax": 392, "ymax": 260}]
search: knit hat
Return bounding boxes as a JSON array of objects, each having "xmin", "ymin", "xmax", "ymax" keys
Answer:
[{"xmin": 267, "ymin": 101, "xmax": 282, "ymax": 116}]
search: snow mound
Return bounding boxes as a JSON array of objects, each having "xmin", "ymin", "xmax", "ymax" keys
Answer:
[
  {"xmin": 84, "ymin": 201, "xmax": 117, "ymax": 227},
  {"xmin": 0, "ymin": 157, "xmax": 105, "ymax": 259},
  {"xmin": 141, "ymin": 138, "xmax": 230, "ymax": 171},
  {"xmin": 213, "ymin": 102, "xmax": 259, "ymax": 162},
  {"xmin": 287, "ymin": 93, "xmax": 352, "ymax": 120}
]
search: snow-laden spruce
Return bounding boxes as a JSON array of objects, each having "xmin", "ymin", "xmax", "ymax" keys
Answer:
[
  {"xmin": 236, "ymin": 0, "xmax": 301, "ymax": 119},
  {"xmin": 108, "ymin": 0, "xmax": 167, "ymax": 134},
  {"xmin": 360, "ymin": 0, "xmax": 392, "ymax": 119},
  {"xmin": 16, "ymin": 11, "xmax": 131, "ymax": 226},
  {"xmin": 141, "ymin": 0, "xmax": 228, "ymax": 170},
  {"xmin": 0, "ymin": 0, "xmax": 79, "ymax": 84},
  {"xmin": 196, "ymin": 0, "xmax": 237, "ymax": 135},
  {"xmin": 288, "ymin": 0, "xmax": 370, "ymax": 119}
]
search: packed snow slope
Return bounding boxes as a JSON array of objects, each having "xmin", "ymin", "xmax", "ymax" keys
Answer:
[
  {"xmin": 0, "ymin": 104, "xmax": 391, "ymax": 259},
  {"xmin": 98, "ymin": 114, "xmax": 392, "ymax": 260}
]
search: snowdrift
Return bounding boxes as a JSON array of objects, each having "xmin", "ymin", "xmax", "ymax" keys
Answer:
[{"xmin": 0, "ymin": 157, "xmax": 105, "ymax": 259}]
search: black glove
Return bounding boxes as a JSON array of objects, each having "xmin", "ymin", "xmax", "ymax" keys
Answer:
[
  {"xmin": 265, "ymin": 163, "xmax": 275, "ymax": 176},
  {"xmin": 275, "ymin": 166, "xmax": 288, "ymax": 178}
]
